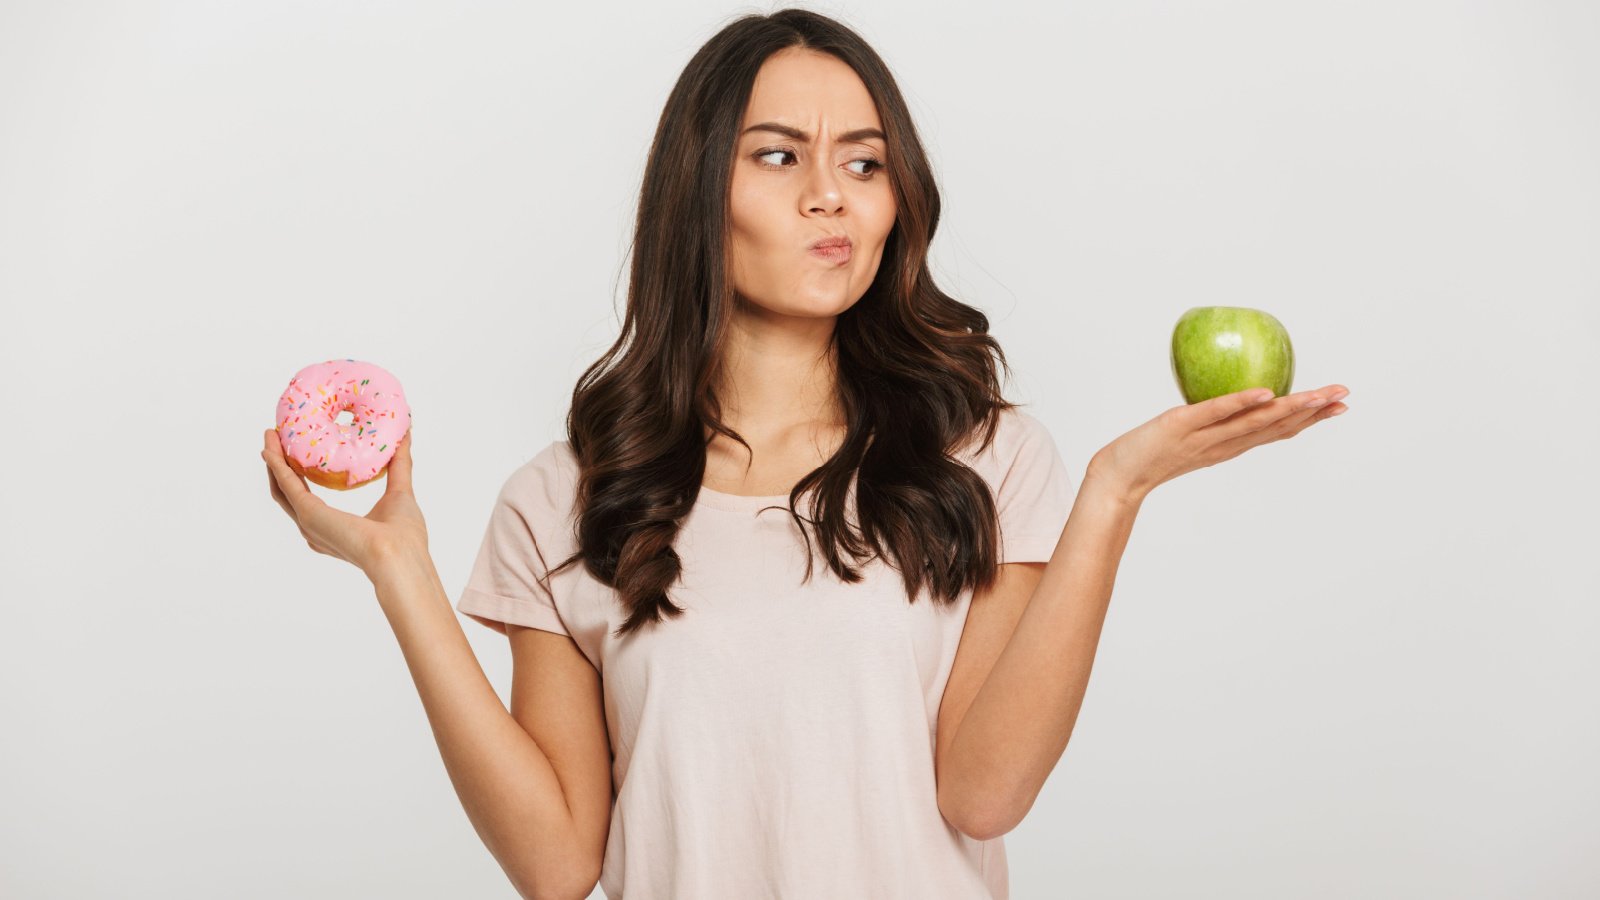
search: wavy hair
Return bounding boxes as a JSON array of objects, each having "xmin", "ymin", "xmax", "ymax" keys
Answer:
[{"xmin": 545, "ymin": 8, "xmax": 1027, "ymax": 638}]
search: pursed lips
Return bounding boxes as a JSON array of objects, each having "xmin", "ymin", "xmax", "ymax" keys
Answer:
[{"xmin": 808, "ymin": 236, "xmax": 852, "ymax": 263}]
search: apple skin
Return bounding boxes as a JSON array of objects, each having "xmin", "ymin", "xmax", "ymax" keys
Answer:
[{"xmin": 1170, "ymin": 306, "xmax": 1295, "ymax": 404}]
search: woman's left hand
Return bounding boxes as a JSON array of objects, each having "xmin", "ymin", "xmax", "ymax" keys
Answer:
[{"xmin": 1088, "ymin": 384, "xmax": 1350, "ymax": 503}]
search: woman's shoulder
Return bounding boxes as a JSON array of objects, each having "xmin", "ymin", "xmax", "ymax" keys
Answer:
[
  {"xmin": 954, "ymin": 406, "xmax": 1057, "ymax": 476},
  {"xmin": 495, "ymin": 439, "xmax": 581, "ymax": 519}
]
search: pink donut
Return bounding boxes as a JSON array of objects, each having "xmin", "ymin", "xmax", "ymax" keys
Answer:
[{"xmin": 275, "ymin": 359, "xmax": 411, "ymax": 490}]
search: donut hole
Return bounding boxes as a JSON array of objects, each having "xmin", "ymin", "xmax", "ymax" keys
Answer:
[{"xmin": 334, "ymin": 409, "xmax": 355, "ymax": 427}]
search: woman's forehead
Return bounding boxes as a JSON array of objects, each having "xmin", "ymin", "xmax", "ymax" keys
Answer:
[{"xmin": 744, "ymin": 51, "xmax": 879, "ymax": 131}]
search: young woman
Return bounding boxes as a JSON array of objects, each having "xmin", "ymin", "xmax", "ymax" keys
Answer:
[{"xmin": 262, "ymin": 9, "xmax": 1348, "ymax": 899}]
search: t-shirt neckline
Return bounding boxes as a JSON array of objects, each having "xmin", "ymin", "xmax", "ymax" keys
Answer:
[{"xmin": 696, "ymin": 483, "xmax": 796, "ymax": 512}]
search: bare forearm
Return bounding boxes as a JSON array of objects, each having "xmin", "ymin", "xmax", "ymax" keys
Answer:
[
  {"xmin": 369, "ymin": 552, "xmax": 588, "ymax": 900},
  {"xmin": 942, "ymin": 472, "xmax": 1141, "ymax": 839}
]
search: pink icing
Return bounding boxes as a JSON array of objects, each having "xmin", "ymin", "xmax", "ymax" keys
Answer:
[{"xmin": 275, "ymin": 358, "xmax": 411, "ymax": 488}]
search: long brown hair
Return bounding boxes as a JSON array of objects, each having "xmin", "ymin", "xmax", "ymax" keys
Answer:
[{"xmin": 548, "ymin": 8, "xmax": 1026, "ymax": 638}]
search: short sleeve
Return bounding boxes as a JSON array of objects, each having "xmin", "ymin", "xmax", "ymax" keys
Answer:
[
  {"xmin": 456, "ymin": 444, "xmax": 574, "ymax": 637},
  {"xmin": 994, "ymin": 410, "xmax": 1076, "ymax": 564}
]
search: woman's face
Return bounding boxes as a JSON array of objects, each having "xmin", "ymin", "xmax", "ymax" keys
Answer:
[{"xmin": 728, "ymin": 48, "xmax": 896, "ymax": 321}]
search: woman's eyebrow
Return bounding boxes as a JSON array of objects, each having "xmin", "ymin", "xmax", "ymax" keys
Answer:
[{"xmin": 741, "ymin": 122, "xmax": 886, "ymax": 144}]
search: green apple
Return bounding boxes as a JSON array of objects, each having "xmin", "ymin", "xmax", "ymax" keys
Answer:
[{"xmin": 1170, "ymin": 306, "xmax": 1295, "ymax": 404}]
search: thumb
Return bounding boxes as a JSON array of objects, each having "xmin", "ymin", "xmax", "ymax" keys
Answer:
[{"xmin": 386, "ymin": 427, "xmax": 414, "ymax": 493}]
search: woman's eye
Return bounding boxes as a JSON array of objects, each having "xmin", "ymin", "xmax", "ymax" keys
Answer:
[{"xmin": 755, "ymin": 148, "xmax": 884, "ymax": 176}]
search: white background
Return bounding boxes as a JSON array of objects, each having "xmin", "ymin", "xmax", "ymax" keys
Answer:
[{"xmin": 2, "ymin": 1, "xmax": 1596, "ymax": 897}]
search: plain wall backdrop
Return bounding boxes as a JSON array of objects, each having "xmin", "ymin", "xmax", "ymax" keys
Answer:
[{"xmin": 2, "ymin": 0, "xmax": 1596, "ymax": 897}]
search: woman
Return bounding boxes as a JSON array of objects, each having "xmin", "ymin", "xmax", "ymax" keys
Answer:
[{"xmin": 262, "ymin": 9, "xmax": 1348, "ymax": 899}]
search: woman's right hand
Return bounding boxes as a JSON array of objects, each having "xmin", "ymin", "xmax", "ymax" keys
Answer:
[{"xmin": 261, "ymin": 426, "xmax": 428, "ymax": 580}]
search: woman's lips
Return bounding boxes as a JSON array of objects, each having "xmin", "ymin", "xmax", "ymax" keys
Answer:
[{"xmin": 809, "ymin": 244, "xmax": 852, "ymax": 264}]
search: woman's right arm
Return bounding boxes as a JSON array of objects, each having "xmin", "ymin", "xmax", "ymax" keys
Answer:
[
  {"xmin": 370, "ymin": 551, "xmax": 603, "ymax": 900},
  {"xmin": 261, "ymin": 427, "xmax": 603, "ymax": 898}
]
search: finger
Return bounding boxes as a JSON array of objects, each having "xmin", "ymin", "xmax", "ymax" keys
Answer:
[
  {"xmin": 267, "ymin": 461, "xmax": 294, "ymax": 519},
  {"xmin": 262, "ymin": 427, "xmax": 316, "ymax": 514},
  {"xmin": 262, "ymin": 428, "xmax": 362, "ymax": 562},
  {"xmin": 385, "ymin": 427, "xmax": 413, "ymax": 495},
  {"xmin": 1206, "ymin": 397, "xmax": 1343, "ymax": 462},
  {"xmin": 1205, "ymin": 385, "xmax": 1347, "ymax": 437},
  {"xmin": 265, "ymin": 459, "xmax": 332, "ymax": 554},
  {"xmin": 1210, "ymin": 394, "xmax": 1318, "ymax": 446},
  {"xmin": 1292, "ymin": 399, "xmax": 1348, "ymax": 429},
  {"xmin": 1189, "ymin": 388, "xmax": 1278, "ymax": 427},
  {"xmin": 265, "ymin": 454, "xmax": 347, "ymax": 557}
]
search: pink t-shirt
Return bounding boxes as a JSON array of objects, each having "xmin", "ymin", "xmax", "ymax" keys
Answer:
[{"xmin": 456, "ymin": 407, "xmax": 1076, "ymax": 899}]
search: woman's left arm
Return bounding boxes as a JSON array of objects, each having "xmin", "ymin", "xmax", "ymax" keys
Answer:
[{"xmin": 939, "ymin": 384, "xmax": 1349, "ymax": 840}]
